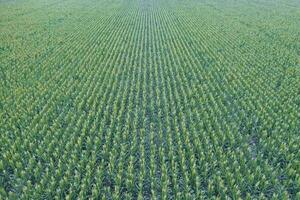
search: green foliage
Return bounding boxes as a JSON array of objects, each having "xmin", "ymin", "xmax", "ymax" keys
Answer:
[{"xmin": 0, "ymin": 0, "xmax": 299, "ymax": 199}]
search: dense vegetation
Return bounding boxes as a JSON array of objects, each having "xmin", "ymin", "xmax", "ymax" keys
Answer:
[{"xmin": 0, "ymin": 0, "xmax": 299, "ymax": 199}]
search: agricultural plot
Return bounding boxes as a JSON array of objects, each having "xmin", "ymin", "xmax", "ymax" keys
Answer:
[{"xmin": 0, "ymin": 0, "xmax": 299, "ymax": 199}]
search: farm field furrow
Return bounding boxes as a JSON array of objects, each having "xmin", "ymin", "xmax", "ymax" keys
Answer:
[{"xmin": 0, "ymin": 0, "xmax": 299, "ymax": 199}]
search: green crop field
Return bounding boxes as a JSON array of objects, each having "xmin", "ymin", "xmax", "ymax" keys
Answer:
[{"xmin": 0, "ymin": 0, "xmax": 299, "ymax": 199}]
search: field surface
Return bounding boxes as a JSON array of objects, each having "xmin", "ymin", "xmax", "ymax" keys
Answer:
[{"xmin": 1, "ymin": 0, "xmax": 300, "ymax": 199}]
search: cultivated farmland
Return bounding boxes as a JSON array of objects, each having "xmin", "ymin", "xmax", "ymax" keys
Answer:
[{"xmin": 0, "ymin": 0, "xmax": 299, "ymax": 199}]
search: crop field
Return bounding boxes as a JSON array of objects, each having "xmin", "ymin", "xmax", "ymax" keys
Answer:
[{"xmin": 0, "ymin": 0, "xmax": 300, "ymax": 199}]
